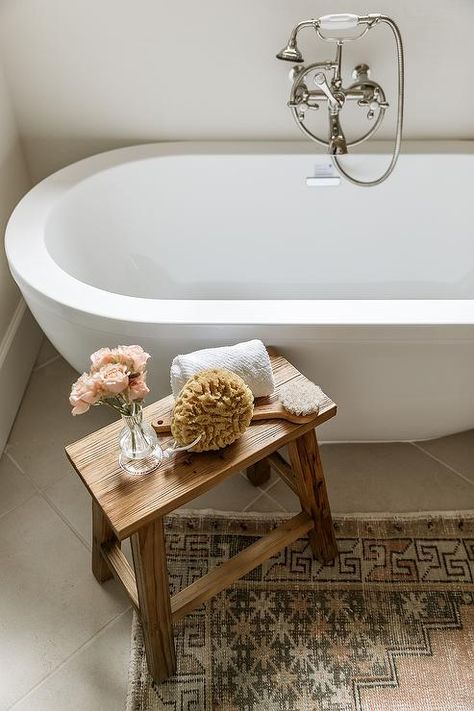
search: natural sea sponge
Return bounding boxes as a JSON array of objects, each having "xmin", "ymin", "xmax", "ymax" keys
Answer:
[{"xmin": 171, "ymin": 369, "xmax": 254, "ymax": 452}]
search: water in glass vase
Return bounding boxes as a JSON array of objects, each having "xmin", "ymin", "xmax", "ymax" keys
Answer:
[{"xmin": 119, "ymin": 408, "xmax": 163, "ymax": 475}]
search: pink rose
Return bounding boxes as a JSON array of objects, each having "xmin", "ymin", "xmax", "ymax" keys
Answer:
[
  {"xmin": 115, "ymin": 345, "xmax": 150, "ymax": 374},
  {"xmin": 97, "ymin": 363, "xmax": 129, "ymax": 395},
  {"xmin": 129, "ymin": 374, "xmax": 150, "ymax": 401},
  {"xmin": 69, "ymin": 372, "xmax": 103, "ymax": 415},
  {"xmin": 90, "ymin": 347, "xmax": 115, "ymax": 372}
]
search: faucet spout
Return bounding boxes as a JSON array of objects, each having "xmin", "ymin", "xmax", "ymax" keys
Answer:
[{"xmin": 328, "ymin": 112, "xmax": 347, "ymax": 154}]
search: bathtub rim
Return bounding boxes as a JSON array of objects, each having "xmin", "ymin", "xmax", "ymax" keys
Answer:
[{"xmin": 6, "ymin": 140, "xmax": 474, "ymax": 327}]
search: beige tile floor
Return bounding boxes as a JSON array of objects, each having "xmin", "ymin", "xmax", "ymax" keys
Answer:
[{"xmin": 1, "ymin": 338, "xmax": 474, "ymax": 710}]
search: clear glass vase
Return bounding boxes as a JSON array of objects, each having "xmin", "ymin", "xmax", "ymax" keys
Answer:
[{"xmin": 119, "ymin": 408, "xmax": 163, "ymax": 475}]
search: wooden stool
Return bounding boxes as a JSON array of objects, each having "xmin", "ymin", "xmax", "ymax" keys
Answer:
[{"xmin": 65, "ymin": 350, "xmax": 338, "ymax": 684}]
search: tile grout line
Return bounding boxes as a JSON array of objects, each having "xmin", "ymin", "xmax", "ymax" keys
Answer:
[
  {"xmin": 239, "ymin": 466, "xmax": 281, "ymax": 495},
  {"xmin": 41, "ymin": 487, "xmax": 92, "ymax": 551},
  {"xmin": 239, "ymin": 467, "xmax": 287, "ymax": 509},
  {"xmin": 6, "ymin": 450, "xmax": 92, "ymax": 552},
  {"xmin": 263, "ymin": 476, "xmax": 280, "ymax": 496},
  {"xmin": 32, "ymin": 354, "xmax": 61, "ymax": 372},
  {"xmin": 0, "ymin": 490, "xmax": 39, "ymax": 524},
  {"xmin": 264, "ymin": 489, "xmax": 290, "ymax": 513},
  {"xmin": 238, "ymin": 469, "xmax": 278, "ymax": 505},
  {"xmin": 7, "ymin": 606, "xmax": 132, "ymax": 710},
  {"xmin": 239, "ymin": 464, "xmax": 291, "ymax": 511},
  {"xmin": 410, "ymin": 442, "xmax": 474, "ymax": 488},
  {"xmin": 241, "ymin": 489, "xmax": 269, "ymax": 512}
]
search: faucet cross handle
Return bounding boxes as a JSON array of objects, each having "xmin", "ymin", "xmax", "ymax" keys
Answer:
[
  {"xmin": 287, "ymin": 85, "xmax": 320, "ymax": 116},
  {"xmin": 358, "ymin": 87, "xmax": 389, "ymax": 118},
  {"xmin": 359, "ymin": 98, "xmax": 389, "ymax": 120},
  {"xmin": 314, "ymin": 73, "xmax": 344, "ymax": 109}
]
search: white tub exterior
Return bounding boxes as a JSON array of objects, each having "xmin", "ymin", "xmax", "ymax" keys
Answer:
[{"xmin": 5, "ymin": 141, "xmax": 474, "ymax": 441}]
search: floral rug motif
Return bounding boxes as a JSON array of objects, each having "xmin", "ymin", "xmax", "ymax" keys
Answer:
[{"xmin": 126, "ymin": 512, "xmax": 474, "ymax": 711}]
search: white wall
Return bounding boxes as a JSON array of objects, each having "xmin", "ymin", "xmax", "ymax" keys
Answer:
[
  {"xmin": 0, "ymin": 61, "xmax": 28, "ymax": 334},
  {"xmin": 0, "ymin": 0, "xmax": 472, "ymax": 181},
  {"xmin": 0, "ymin": 56, "xmax": 42, "ymax": 451}
]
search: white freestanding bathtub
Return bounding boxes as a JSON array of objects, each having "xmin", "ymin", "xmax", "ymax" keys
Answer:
[{"xmin": 5, "ymin": 141, "xmax": 474, "ymax": 441}]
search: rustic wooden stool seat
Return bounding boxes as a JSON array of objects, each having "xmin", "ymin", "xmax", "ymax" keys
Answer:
[{"xmin": 65, "ymin": 350, "xmax": 338, "ymax": 683}]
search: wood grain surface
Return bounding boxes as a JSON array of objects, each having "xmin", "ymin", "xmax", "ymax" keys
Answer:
[{"xmin": 65, "ymin": 351, "xmax": 336, "ymax": 540}]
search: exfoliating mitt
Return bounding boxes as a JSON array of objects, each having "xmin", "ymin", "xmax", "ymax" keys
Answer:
[{"xmin": 171, "ymin": 368, "xmax": 254, "ymax": 452}]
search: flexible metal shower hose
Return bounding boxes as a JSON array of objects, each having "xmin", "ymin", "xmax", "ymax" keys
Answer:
[{"xmin": 332, "ymin": 15, "xmax": 405, "ymax": 187}]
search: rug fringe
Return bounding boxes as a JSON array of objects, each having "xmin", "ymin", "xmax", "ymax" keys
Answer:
[
  {"xmin": 170, "ymin": 507, "xmax": 474, "ymax": 522},
  {"xmin": 126, "ymin": 613, "xmax": 145, "ymax": 711}
]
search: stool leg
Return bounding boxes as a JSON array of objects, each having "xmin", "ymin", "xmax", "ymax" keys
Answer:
[
  {"xmin": 246, "ymin": 458, "xmax": 271, "ymax": 487},
  {"xmin": 288, "ymin": 429, "xmax": 338, "ymax": 564},
  {"xmin": 92, "ymin": 500, "xmax": 114, "ymax": 582},
  {"xmin": 131, "ymin": 517, "xmax": 176, "ymax": 683}
]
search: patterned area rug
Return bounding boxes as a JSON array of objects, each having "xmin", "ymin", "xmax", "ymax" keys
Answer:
[{"xmin": 126, "ymin": 512, "xmax": 474, "ymax": 711}]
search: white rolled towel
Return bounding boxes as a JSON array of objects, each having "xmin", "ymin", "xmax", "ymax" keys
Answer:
[{"xmin": 170, "ymin": 339, "xmax": 275, "ymax": 399}]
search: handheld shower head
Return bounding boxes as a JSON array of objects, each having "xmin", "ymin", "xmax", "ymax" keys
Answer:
[
  {"xmin": 276, "ymin": 19, "xmax": 318, "ymax": 63},
  {"xmin": 276, "ymin": 42, "xmax": 303, "ymax": 63}
]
